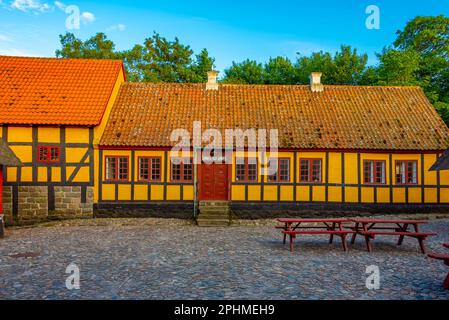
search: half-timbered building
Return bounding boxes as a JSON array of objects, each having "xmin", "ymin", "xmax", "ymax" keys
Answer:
[
  {"xmin": 0, "ymin": 56, "xmax": 125, "ymax": 225},
  {"xmin": 96, "ymin": 72, "xmax": 449, "ymax": 224}
]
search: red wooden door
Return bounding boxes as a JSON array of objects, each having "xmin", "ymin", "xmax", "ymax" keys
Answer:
[{"xmin": 199, "ymin": 163, "xmax": 229, "ymax": 200}]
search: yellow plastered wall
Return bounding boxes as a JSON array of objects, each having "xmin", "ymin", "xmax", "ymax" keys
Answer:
[
  {"xmin": 37, "ymin": 127, "xmax": 60, "ymax": 143},
  {"xmin": 93, "ymin": 68, "xmax": 126, "ymax": 146},
  {"xmin": 328, "ymin": 152, "xmax": 342, "ymax": 183},
  {"xmin": 8, "ymin": 127, "xmax": 32, "ymax": 142},
  {"xmin": 66, "ymin": 127, "xmax": 90, "ymax": 144}
]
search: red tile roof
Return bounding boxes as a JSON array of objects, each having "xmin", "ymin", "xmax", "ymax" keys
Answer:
[
  {"xmin": 0, "ymin": 56, "xmax": 124, "ymax": 126},
  {"xmin": 100, "ymin": 83, "xmax": 449, "ymax": 151}
]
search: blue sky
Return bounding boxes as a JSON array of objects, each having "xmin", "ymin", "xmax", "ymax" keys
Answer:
[{"xmin": 0, "ymin": 0, "xmax": 448, "ymax": 72}]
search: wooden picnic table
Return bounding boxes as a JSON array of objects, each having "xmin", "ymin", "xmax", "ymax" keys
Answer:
[
  {"xmin": 348, "ymin": 218, "xmax": 436, "ymax": 253},
  {"xmin": 276, "ymin": 218, "xmax": 353, "ymax": 252}
]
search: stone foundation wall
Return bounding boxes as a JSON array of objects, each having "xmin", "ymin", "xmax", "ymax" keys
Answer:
[
  {"xmin": 2, "ymin": 185, "xmax": 94, "ymax": 226},
  {"xmin": 231, "ymin": 202, "xmax": 449, "ymax": 219},
  {"xmin": 2, "ymin": 186, "xmax": 13, "ymax": 225},
  {"xmin": 95, "ymin": 202, "xmax": 194, "ymax": 219},
  {"xmin": 17, "ymin": 186, "xmax": 48, "ymax": 224},
  {"xmin": 52, "ymin": 186, "xmax": 94, "ymax": 219}
]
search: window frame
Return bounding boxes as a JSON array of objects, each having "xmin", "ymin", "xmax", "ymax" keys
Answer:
[
  {"xmin": 138, "ymin": 156, "xmax": 162, "ymax": 182},
  {"xmin": 363, "ymin": 160, "xmax": 387, "ymax": 185},
  {"xmin": 170, "ymin": 157, "xmax": 193, "ymax": 182},
  {"xmin": 37, "ymin": 145, "xmax": 61, "ymax": 163},
  {"xmin": 235, "ymin": 157, "xmax": 258, "ymax": 182},
  {"xmin": 267, "ymin": 157, "xmax": 291, "ymax": 183},
  {"xmin": 104, "ymin": 156, "xmax": 129, "ymax": 182},
  {"xmin": 299, "ymin": 158, "xmax": 322, "ymax": 183},
  {"xmin": 395, "ymin": 160, "xmax": 418, "ymax": 185}
]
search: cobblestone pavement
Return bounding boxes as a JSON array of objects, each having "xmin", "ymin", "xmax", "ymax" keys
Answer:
[{"xmin": 1, "ymin": 218, "xmax": 449, "ymax": 300}]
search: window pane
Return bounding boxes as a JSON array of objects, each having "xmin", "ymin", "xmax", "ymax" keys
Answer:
[
  {"xmin": 300, "ymin": 160, "xmax": 309, "ymax": 182},
  {"xmin": 280, "ymin": 159, "xmax": 290, "ymax": 181},
  {"xmin": 118, "ymin": 157, "xmax": 128, "ymax": 180},
  {"xmin": 151, "ymin": 158, "xmax": 161, "ymax": 181},
  {"xmin": 183, "ymin": 160, "xmax": 193, "ymax": 181},
  {"xmin": 268, "ymin": 159, "xmax": 278, "ymax": 182},
  {"xmin": 407, "ymin": 161, "xmax": 417, "ymax": 184},
  {"xmin": 396, "ymin": 161, "xmax": 404, "ymax": 184},
  {"xmin": 364, "ymin": 161, "xmax": 374, "ymax": 183},
  {"xmin": 312, "ymin": 160, "xmax": 321, "ymax": 182},
  {"xmin": 171, "ymin": 162, "xmax": 181, "ymax": 181},
  {"xmin": 247, "ymin": 160, "xmax": 257, "ymax": 181},
  {"xmin": 236, "ymin": 158, "xmax": 245, "ymax": 181},
  {"xmin": 375, "ymin": 161, "xmax": 383, "ymax": 183},
  {"xmin": 139, "ymin": 158, "xmax": 149, "ymax": 180},
  {"xmin": 106, "ymin": 157, "xmax": 116, "ymax": 180}
]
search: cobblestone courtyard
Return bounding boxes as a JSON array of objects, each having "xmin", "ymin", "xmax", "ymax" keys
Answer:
[{"xmin": 1, "ymin": 218, "xmax": 449, "ymax": 300}]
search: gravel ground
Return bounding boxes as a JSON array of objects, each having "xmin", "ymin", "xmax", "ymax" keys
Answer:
[{"xmin": 0, "ymin": 218, "xmax": 449, "ymax": 300}]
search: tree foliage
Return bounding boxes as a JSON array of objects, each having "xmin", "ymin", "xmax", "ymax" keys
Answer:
[{"xmin": 56, "ymin": 32, "xmax": 215, "ymax": 82}]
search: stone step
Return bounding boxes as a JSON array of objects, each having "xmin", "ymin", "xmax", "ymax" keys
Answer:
[
  {"xmin": 199, "ymin": 208, "xmax": 230, "ymax": 214},
  {"xmin": 197, "ymin": 214, "xmax": 230, "ymax": 220},
  {"xmin": 197, "ymin": 219, "xmax": 230, "ymax": 227},
  {"xmin": 199, "ymin": 201, "xmax": 230, "ymax": 207},
  {"xmin": 199, "ymin": 205, "xmax": 230, "ymax": 210}
]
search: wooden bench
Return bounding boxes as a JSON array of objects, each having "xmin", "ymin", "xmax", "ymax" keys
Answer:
[
  {"xmin": 282, "ymin": 230, "xmax": 354, "ymax": 252},
  {"xmin": 349, "ymin": 218, "xmax": 435, "ymax": 253},
  {"xmin": 357, "ymin": 231, "xmax": 436, "ymax": 253},
  {"xmin": 428, "ymin": 242, "xmax": 449, "ymax": 289}
]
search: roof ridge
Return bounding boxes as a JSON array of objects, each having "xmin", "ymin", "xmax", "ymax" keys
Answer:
[
  {"xmin": 120, "ymin": 82, "xmax": 422, "ymax": 90},
  {"xmin": 0, "ymin": 55, "xmax": 123, "ymax": 63}
]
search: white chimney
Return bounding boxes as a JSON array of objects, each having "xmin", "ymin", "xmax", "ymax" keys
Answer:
[
  {"xmin": 310, "ymin": 72, "xmax": 324, "ymax": 92},
  {"xmin": 206, "ymin": 70, "xmax": 219, "ymax": 90}
]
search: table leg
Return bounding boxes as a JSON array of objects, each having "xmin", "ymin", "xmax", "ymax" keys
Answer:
[
  {"xmin": 443, "ymin": 272, "xmax": 449, "ymax": 290},
  {"xmin": 329, "ymin": 222, "xmax": 336, "ymax": 244},
  {"xmin": 413, "ymin": 224, "xmax": 426, "ymax": 254},
  {"xmin": 365, "ymin": 235, "xmax": 372, "ymax": 252},
  {"xmin": 351, "ymin": 222, "xmax": 359, "ymax": 244},
  {"xmin": 397, "ymin": 223, "xmax": 408, "ymax": 246},
  {"xmin": 283, "ymin": 223, "xmax": 289, "ymax": 245},
  {"xmin": 289, "ymin": 234, "xmax": 295, "ymax": 253},
  {"xmin": 418, "ymin": 237, "xmax": 426, "ymax": 254},
  {"xmin": 341, "ymin": 234, "xmax": 348, "ymax": 252}
]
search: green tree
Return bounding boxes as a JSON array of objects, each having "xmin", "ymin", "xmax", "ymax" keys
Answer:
[
  {"xmin": 56, "ymin": 32, "xmax": 215, "ymax": 83},
  {"xmin": 295, "ymin": 51, "xmax": 334, "ymax": 84},
  {"xmin": 295, "ymin": 46, "xmax": 367, "ymax": 85},
  {"xmin": 56, "ymin": 32, "xmax": 117, "ymax": 59},
  {"xmin": 376, "ymin": 48, "xmax": 421, "ymax": 86},
  {"xmin": 393, "ymin": 15, "xmax": 449, "ymax": 105},
  {"xmin": 263, "ymin": 57, "xmax": 297, "ymax": 84},
  {"xmin": 185, "ymin": 49, "xmax": 215, "ymax": 83},
  {"xmin": 222, "ymin": 59, "xmax": 265, "ymax": 84},
  {"xmin": 330, "ymin": 45, "xmax": 368, "ymax": 84}
]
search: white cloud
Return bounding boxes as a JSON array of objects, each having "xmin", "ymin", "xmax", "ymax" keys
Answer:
[
  {"xmin": 10, "ymin": 0, "xmax": 51, "ymax": 13},
  {"xmin": 54, "ymin": 0, "xmax": 65, "ymax": 10},
  {"xmin": 107, "ymin": 23, "xmax": 126, "ymax": 32},
  {"xmin": 80, "ymin": 11, "xmax": 95, "ymax": 24}
]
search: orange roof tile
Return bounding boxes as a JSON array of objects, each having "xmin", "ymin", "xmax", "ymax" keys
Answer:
[
  {"xmin": 100, "ymin": 83, "xmax": 449, "ymax": 151},
  {"xmin": 0, "ymin": 56, "xmax": 124, "ymax": 126}
]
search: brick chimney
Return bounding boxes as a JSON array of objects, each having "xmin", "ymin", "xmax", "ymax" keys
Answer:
[
  {"xmin": 310, "ymin": 72, "xmax": 324, "ymax": 92},
  {"xmin": 206, "ymin": 70, "xmax": 219, "ymax": 90}
]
